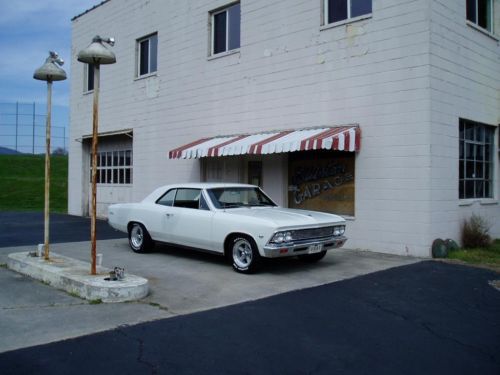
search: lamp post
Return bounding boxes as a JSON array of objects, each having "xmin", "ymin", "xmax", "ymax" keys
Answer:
[
  {"xmin": 33, "ymin": 52, "xmax": 67, "ymax": 261},
  {"xmin": 77, "ymin": 36, "xmax": 116, "ymax": 275}
]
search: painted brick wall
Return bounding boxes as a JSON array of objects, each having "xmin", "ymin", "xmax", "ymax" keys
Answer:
[
  {"xmin": 429, "ymin": 0, "xmax": 500, "ymax": 242},
  {"xmin": 69, "ymin": 0, "xmax": 498, "ymax": 256}
]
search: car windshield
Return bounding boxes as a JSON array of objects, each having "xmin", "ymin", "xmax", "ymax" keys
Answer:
[{"xmin": 206, "ymin": 187, "xmax": 276, "ymax": 209}]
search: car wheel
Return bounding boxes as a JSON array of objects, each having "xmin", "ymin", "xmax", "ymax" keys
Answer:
[
  {"xmin": 298, "ymin": 250, "xmax": 327, "ymax": 262},
  {"xmin": 128, "ymin": 223, "xmax": 154, "ymax": 253},
  {"xmin": 231, "ymin": 236, "xmax": 260, "ymax": 274}
]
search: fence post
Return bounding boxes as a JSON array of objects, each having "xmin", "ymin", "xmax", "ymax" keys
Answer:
[
  {"xmin": 15, "ymin": 102, "xmax": 18, "ymax": 152},
  {"xmin": 32, "ymin": 102, "xmax": 36, "ymax": 154}
]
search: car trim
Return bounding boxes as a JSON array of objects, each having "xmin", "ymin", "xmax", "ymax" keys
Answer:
[{"xmin": 263, "ymin": 236, "xmax": 347, "ymax": 258}]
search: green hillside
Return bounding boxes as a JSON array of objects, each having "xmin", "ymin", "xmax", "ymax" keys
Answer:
[{"xmin": 0, "ymin": 155, "xmax": 68, "ymax": 212}]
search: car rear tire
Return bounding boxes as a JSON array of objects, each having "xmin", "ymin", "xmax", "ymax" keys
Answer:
[
  {"xmin": 128, "ymin": 223, "xmax": 154, "ymax": 253},
  {"xmin": 298, "ymin": 250, "xmax": 327, "ymax": 262},
  {"xmin": 231, "ymin": 236, "xmax": 260, "ymax": 274}
]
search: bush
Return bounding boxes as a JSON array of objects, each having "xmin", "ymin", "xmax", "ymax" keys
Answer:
[{"xmin": 461, "ymin": 214, "xmax": 492, "ymax": 248}]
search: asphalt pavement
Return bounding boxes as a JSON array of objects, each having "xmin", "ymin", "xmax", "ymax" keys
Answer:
[
  {"xmin": 0, "ymin": 212, "xmax": 125, "ymax": 247},
  {"xmin": 0, "ymin": 261, "xmax": 499, "ymax": 375},
  {"xmin": 0, "ymin": 212, "xmax": 499, "ymax": 374}
]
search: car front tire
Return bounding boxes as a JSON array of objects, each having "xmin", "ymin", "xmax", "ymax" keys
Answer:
[
  {"xmin": 231, "ymin": 236, "xmax": 261, "ymax": 274},
  {"xmin": 128, "ymin": 223, "xmax": 154, "ymax": 253}
]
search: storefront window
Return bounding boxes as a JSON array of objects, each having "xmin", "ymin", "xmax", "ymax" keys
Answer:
[{"xmin": 288, "ymin": 150, "xmax": 355, "ymax": 216}]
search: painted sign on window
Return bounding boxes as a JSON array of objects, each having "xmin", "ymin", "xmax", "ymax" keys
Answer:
[{"xmin": 288, "ymin": 151, "xmax": 354, "ymax": 216}]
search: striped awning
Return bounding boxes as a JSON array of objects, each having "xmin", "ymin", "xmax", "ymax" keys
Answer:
[{"xmin": 169, "ymin": 125, "xmax": 360, "ymax": 159}]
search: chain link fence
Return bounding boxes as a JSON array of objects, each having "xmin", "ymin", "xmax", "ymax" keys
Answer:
[{"xmin": 0, "ymin": 102, "xmax": 68, "ymax": 154}]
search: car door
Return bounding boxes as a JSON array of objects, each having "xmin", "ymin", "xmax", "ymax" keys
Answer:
[
  {"xmin": 149, "ymin": 188, "xmax": 177, "ymax": 243},
  {"xmin": 164, "ymin": 188, "xmax": 215, "ymax": 251}
]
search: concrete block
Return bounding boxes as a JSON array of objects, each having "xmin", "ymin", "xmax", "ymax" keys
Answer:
[{"xmin": 7, "ymin": 252, "xmax": 148, "ymax": 303}]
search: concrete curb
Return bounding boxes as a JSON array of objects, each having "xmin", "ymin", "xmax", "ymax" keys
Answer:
[{"xmin": 7, "ymin": 252, "xmax": 149, "ymax": 303}]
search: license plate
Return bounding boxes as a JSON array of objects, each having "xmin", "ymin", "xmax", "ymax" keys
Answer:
[{"xmin": 308, "ymin": 244, "xmax": 323, "ymax": 254}]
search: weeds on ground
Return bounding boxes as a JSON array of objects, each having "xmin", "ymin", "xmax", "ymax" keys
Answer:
[
  {"xmin": 448, "ymin": 239, "xmax": 500, "ymax": 270},
  {"xmin": 461, "ymin": 214, "xmax": 492, "ymax": 248}
]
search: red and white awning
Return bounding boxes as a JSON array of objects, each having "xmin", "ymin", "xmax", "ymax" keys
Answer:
[{"xmin": 169, "ymin": 125, "xmax": 360, "ymax": 159}]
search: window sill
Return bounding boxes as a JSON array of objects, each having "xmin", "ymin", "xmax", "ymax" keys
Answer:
[
  {"xmin": 83, "ymin": 90, "xmax": 94, "ymax": 95},
  {"xmin": 320, "ymin": 13, "xmax": 372, "ymax": 32},
  {"xmin": 208, "ymin": 48, "xmax": 240, "ymax": 61},
  {"xmin": 134, "ymin": 72, "xmax": 157, "ymax": 81},
  {"xmin": 459, "ymin": 198, "xmax": 498, "ymax": 207},
  {"xmin": 466, "ymin": 21, "xmax": 499, "ymax": 41}
]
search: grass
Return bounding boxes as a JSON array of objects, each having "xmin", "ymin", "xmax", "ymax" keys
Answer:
[
  {"xmin": 0, "ymin": 154, "xmax": 68, "ymax": 212},
  {"xmin": 448, "ymin": 239, "xmax": 500, "ymax": 271}
]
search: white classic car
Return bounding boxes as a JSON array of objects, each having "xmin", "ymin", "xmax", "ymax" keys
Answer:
[{"xmin": 108, "ymin": 183, "xmax": 347, "ymax": 273}]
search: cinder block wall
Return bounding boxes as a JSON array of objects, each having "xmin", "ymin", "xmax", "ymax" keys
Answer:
[{"xmin": 69, "ymin": 0, "xmax": 499, "ymax": 256}]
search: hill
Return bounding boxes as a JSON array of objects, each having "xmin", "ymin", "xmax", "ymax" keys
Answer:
[
  {"xmin": 0, "ymin": 146, "xmax": 21, "ymax": 155},
  {"xmin": 0, "ymin": 155, "xmax": 68, "ymax": 212}
]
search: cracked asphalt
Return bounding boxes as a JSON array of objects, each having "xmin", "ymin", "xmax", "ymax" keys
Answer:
[{"xmin": 1, "ymin": 261, "xmax": 499, "ymax": 375}]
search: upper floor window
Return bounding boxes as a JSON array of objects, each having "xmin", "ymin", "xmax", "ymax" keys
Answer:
[
  {"xmin": 137, "ymin": 33, "xmax": 158, "ymax": 77},
  {"xmin": 466, "ymin": 0, "xmax": 494, "ymax": 33},
  {"xmin": 324, "ymin": 0, "xmax": 372, "ymax": 25},
  {"xmin": 459, "ymin": 119, "xmax": 494, "ymax": 199},
  {"xmin": 85, "ymin": 64, "xmax": 94, "ymax": 92},
  {"xmin": 211, "ymin": 2, "xmax": 240, "ymax": 55}
]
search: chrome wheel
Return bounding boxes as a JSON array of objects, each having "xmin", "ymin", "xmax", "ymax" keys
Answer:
[
  {"xmin": 130, "ymin": 224, "xmax": 144, "ymax": 249},
  {"xmin": 128, "ymin": 223, "xmax": 153, "ymax": 253},
  {"xmin": 232, "ymin": 238, "xmax": 253, "ymax": 269}
]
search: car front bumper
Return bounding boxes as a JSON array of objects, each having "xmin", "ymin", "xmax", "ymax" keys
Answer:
[{"xmin": 262, "ymin": 236, "xmax": 347, "ymax": 258}]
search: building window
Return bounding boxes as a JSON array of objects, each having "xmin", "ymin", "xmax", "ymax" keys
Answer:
[
  {"xmin": 91, "ymin": 150, "xmax": 133, "ymax": 185},
  {"xmin": 85, "ymin": 64, "xmax": 94, "ymax": 92},
  {"xmin": 324, "ymin": 0, "xmax": 372, "ymax": 25},
  {"xmin": 288, "ymin": 151, "xmax": 355, "ymax": 217},
  {"xmin": 137, "ymin": 33, "xmax": 158, "ymax": 77},
  {"xmin": 211, "ymin": 2, "xmax": 240, "ymax": 55},
  {"xmin": 459, "ymin": 119, "xmax": 494, "ymax": 199},
  {"xmin": 466, "ymin": 0, "xmax": 494, "ymax": 33}
]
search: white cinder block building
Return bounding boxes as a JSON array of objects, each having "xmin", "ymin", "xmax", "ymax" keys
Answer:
[{"xmin": 69, "ymin": 0, "xmax": 500, "ymax": 257}]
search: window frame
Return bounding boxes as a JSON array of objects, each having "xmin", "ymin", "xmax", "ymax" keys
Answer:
[
  {"xmin": 459, "ymin": 119, "xmax": 495, "ymax": 200},
  {"xmin": 322, "ymin": 0, "xmax": 372, "ymax": 27},
  {"xmin": 466, "ymin": 0, "xmax": 494, "ymax": 34},
  {"xmin": 91, "ymin": 149, "xmax": 133, "ymax": 185},
  {"xmin": 136, "ymin": 33, "xmax": 158, "ymax": 78},
  {"xmin": 210, "ymin": 2, "xmax": 241, "ymax": 57},
  {"xmin": 84, "ymin": 64, "xmax": 94, "ymax": 93}
]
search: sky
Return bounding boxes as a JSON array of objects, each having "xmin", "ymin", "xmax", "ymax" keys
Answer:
[{"xmin": 0, "ymin": 1, "xmax": 99, "ymax": 152}]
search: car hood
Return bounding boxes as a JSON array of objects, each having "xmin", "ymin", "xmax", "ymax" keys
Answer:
[{"xmin": 222, "ymin": 207, "xmax": 345, "ymax": 229}]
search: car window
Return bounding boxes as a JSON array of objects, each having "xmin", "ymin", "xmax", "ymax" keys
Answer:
[
  {"xmin": 174, "ymin": 188, "xmax": 201, "ymax": 209},
  {"xmin": 207, "ymin": 187, "xmax": 276, "ymax": 209},
  {"xmin": 200, "ymin": 193, "xmax": 210, "ymax": 210},
  {"xmin": 156, "ymin": 189, "xmax": 176, "ymax": 206}
]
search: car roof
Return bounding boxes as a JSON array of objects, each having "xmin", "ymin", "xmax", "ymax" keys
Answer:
[
  {"xmin": 163, "ymin": 182, "xmax": 257, "ymax": 189},
  {"xmin": 142, "ymin": 182, "xmax": 259, "ymax": 203}
]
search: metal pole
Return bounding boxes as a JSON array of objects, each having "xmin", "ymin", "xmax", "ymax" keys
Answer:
[
  {"xmin": 44, "ymin": 82, "xmax": 52, "ymax": 260},
  {"xmin": 90, "ymin": 64, "xmax": 100, "ymax": 275},
  {"xmin": 32, "ymin": 102, "xmax": 35, "ymax": 154},
  {"xmin": 15, "ymin": 102, "xmax": 18, "ymax": 152}
]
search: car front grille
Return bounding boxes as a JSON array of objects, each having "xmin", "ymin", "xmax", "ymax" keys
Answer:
[{"xmin": 293, "ymin": 226, "xmax": 334, "ymax": 241}]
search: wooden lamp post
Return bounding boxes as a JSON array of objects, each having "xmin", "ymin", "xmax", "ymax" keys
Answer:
[
  {"xmin": 77, "ymin": 36, "xmax": 116, "ymax": 275},
  {"xmin": 33, "ymin": 51, "xmax": 67, "ymax": 260}
]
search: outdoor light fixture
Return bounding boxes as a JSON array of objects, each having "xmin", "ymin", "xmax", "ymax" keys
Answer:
[
  {"xmin": 33, "ymin": 51, "xmax": 67, "ymax": 261},
  {"xmin": 77, "ymin": 35, "xmax": 116, "ymax": 275}
]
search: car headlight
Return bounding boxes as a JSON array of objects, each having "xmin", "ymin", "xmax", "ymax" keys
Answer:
[
  {"xmin": 333, "ymin": 225, "xmax": 345, "ymax": 236},
  {"xmin": 270, "ymin": 231, "xmax": 293, "ymax": 244}
]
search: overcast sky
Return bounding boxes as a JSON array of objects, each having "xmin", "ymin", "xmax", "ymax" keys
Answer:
[{"xmin": 0, "ymin": 1, "xmax": 98, "ymax": 126}]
